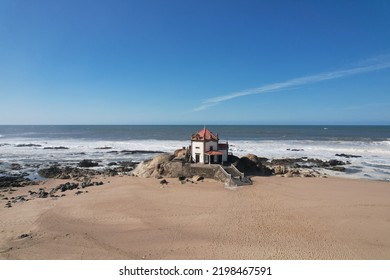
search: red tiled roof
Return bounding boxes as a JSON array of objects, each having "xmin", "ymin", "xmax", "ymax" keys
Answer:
[{"xmin": 191, "ymin": 128, "xmax": 219, "ymax": 141}]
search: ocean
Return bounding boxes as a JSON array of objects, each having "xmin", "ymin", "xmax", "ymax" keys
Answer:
[{"xmin": 1, "ymin": 125, "xmax": 390, "ymax": 181}]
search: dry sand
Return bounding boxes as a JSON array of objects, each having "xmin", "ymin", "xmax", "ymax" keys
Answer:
[{"xmin": 0, "ymin": 176, "xmax": 389, "ymax": 260}]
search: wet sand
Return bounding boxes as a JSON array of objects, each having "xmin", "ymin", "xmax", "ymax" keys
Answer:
[{"xmin": 1, "ymin": 176, "xmax": 389, "ymax": 259}]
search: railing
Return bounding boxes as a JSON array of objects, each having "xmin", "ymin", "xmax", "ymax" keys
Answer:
[
  {"xmin": 229, "ymin": 164, "xmax": 244, "ymax": 178},
  {"xmin": 218, "ymin": 165, "xmax": 232, "ymax": 181}
]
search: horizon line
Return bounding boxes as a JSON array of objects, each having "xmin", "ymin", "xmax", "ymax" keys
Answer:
[{"xmin": 0, "ymin": 123, "xmax": 389, "ymax": 126}]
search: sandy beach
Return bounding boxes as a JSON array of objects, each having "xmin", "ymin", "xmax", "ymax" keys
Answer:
[{"xmin": 1, "ymin": 176, "xmax": 389, "ymax": 260}]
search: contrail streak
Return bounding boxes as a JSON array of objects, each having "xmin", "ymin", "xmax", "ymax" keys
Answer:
[{"xmin": 193, "ymin": 59, "xmax": 390, "ymax": 112}]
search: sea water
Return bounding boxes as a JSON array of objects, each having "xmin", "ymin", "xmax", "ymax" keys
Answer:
[{"xmin": 0, "ymin": 125, "xmax": 389, "ymax": 181}]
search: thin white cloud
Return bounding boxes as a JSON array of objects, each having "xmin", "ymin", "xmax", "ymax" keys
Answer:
[{"xmin": 193, "ymin": 58, "xmax": 390, "ymax": 112}]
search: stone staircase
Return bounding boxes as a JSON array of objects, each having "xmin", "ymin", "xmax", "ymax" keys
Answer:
[
  {"xmin": 222, "ymin": 165, "xmax": 252, "ymax": 187},
  {"xmin": 187, "ymin": 163, "xmax": 252, "ymax": 188}
]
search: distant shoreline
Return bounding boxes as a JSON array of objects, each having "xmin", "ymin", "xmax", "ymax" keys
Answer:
[{"xmin": 1, "ymin": 125, "xmax": 389, "ymax": 181}]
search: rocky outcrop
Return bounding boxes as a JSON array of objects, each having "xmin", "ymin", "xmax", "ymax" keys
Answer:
[
  {"xmin": 15, "ymin": 144, "xmax": 42, "ymax": 147},
  {"xmin": 119, "ymin": 150, "xmax": 163, "ymax": 155},
  {"xmin": 0, "ymin": 175, "xmax": 36, "ymax": 189},
  {"xmin": 335, "ymin": 153, "xmax": 362, "ymax": 158},
  {"xmin": 232, "ymin": 154, "xmax": 273, "ymax": 176},
  {"xmin": 273, "ymin": 165, "xmax": 287, "ymax": 175},
  {"xmin": 10, "ymin": 163, "xmax": 22, "ymax": 170},
  {"xmin": 173, "ymin": 148, "xmax": 187, "ymax": 160},
  {"xmin": 131, "ymin": 153, "xmax": 179, "ymax": 178},
  {"xmin": 267, "ymin": 157, "xmax": 349, "ymax": 177},
  {"xmin": 133, "ymin": 153, "xmax": 273, "ymax": 180},
  {"xmin": 3, "ymin": 180, "xmax": 105, "ymax": 209},
  {"xmin": 78, "ymin": 160, "xmax": 99, "ymax": 168},
  {"xmin": 38, "ymin": 160, "xmax": 138, "ymax": 180},
  {"xmin": 43, "ymin": 146, "xmax": 69, "ymax": 150},
  {"xmin": 132, "ymin": 151, "xmax": 350, "ymax": 181},
  {"xmin": 38, "ymin": 166, "xmax": 63, "ymax": 178}
]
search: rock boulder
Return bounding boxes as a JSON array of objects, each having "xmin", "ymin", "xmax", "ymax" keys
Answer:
[
  {"xmin": 78, "ymin": 160, "xmax": 99, "ymax": 168},
  {"xmin": 233, "ymin": 156, "xmax": 273, "ymax": 176}
]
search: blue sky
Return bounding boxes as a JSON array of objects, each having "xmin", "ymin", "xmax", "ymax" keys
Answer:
[{"xmin": 0, "ymin": 0, "xmax": 389, "ymax": 125}]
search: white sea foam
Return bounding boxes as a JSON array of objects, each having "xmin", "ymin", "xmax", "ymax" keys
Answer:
[
  {"xmin": 0, "ymin": 138, "xmax": 188, "ymax": 165},
  {"xmin": 228, "ymin": 139, "xmax": 390, "ymax": 181},
  {"xmin": 1, "ymin": 137, "xmax": 390, "ymax": 181}
]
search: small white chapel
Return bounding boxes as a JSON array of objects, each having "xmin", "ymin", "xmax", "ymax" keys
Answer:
[{"xmin": 190, "ymin": 127, "xmax": 229, "ymax": 164}]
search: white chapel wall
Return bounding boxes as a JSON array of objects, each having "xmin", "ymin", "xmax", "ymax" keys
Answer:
[{"xmin": 191, "ymin": 141, "xmax": 204, "ymax": 163}]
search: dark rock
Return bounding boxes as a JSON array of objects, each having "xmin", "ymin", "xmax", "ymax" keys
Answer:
[
  {"xmin": 59, "ymin": 173, "xmax": 71, "ymax": 180},
  {"xmin": 327, "ymin": 166, "xmax": 346, "ymax": 172},
  {"xmin": 233, "ymin": 156, "xmax": 273, "ymax": 176},
  {"xmin": 270, "ymin": 158, "xmax": 303, "ymax": 166},
  {"xmin": 120, "ymin": 150, "xmax": 163, "ymax": 154},
  {"xmin": 10, "ymin": 163, "xmax": 22, "ymax": 170},
  {"xmin": 196, "ymin": 176, "xmax": 204, "ymax": 182},
  {"xmin": 269, "ymin": 157, "xmax": 346, "ymax": 169},
  {"xmin": 81, "ymin": 181, "xmax": 93, "ymax": 188},
  {"xmin": 108, "ymin": 162, "xmax": 118, "ymax": 166},
  {"xmin": 15, "ymin": 196, "xmax": 26, "ymax": 202},
  {"xmin": 160, "ymin": 179, "xmax": 168, "ymax": 185},
  {"xmin": 16, "ymin": 144, "xmax": 42, "ymax": 147},
  {"xmin": 335, "ymin": 153, "xmax": 362, "ymax": 158},
  {"xmin": 95, "ymin": 147, "xmax": 112, "ymax": 150},
  {"xmin": 0, "ymin": 175, "xmax": 29, "ymax": 189},
  {"xmin": 75, "ymin": 191, "xmax": 83, "ymax": 195},
  {"xmin": 119, "ymin": 161, "xmax": 138, "ymax": 167},
  {"xmin": 58, "ymin": 182, "xmax": 79, "ymax": 192},
  {"xmin": 43, "ymin": 146, "xmax": 69, "ymax": 150},
  {"xmin": 178, "ymin": 176, "xmax": 186, "ymax": 181},
  {"xmin": 38, "ymin": 166, "xmax": 63, "ymax": 178},
  {"xmin": 267, "ymin": 156, "xmax": 350, "ymax": 177},
  {"xmin": 19, "ymin": 233, "xmax": 32, "ymax": 239},
  {"xmin": 328, "ymin": 159, "xmax": 346, "ymax": 166},
  {"xmin": 38, "ymin": 190, "xmax": 48, "ymax": 198},
  {"xmin": 78, "ymin": 160, "xmax": 99, "ymax": 168},
  {"xmin": 53, "ymin": 166, "xmax": 101, "ymax": 180},
  {"xmin": 105, "ymin": 161, "xmax": 138, "ymax": 175},
  {"xmin": 257, "ymin": 157, "xmax": 269, "ymax": 164},
  {"xmin": 228, "ymin": 155, "xmax": 240, "ymax": 164}
]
